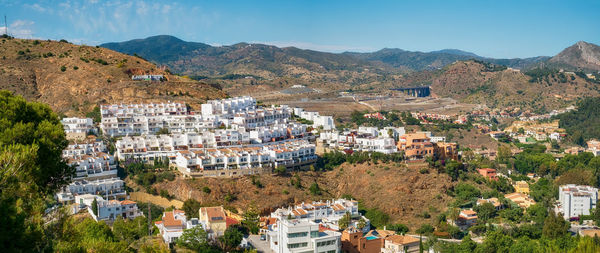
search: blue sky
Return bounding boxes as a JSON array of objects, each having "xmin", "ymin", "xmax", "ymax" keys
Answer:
[{"xmin": 1, "ymin": 0, "xmax": 599, "ymax": 58}]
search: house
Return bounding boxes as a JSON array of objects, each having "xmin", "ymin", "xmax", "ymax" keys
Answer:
[
  {"xmin": 477, "ymin": 198, "xmax": 503, "ymax": 211},
  {"xmin": 456, "ymin": 209, "xmax": 478, "ymax": 229},
  {"xmin": 380, "ymin": 234, "xmax": 420, "ymax": 253},
  {"xmin": 155, "ymin": 210, "xmax": 201, "ymax": 246},
  {"xmin": 504, "ymin": 192, "xmax": 536, "ymax": 209},
  {"xmin": 199, "ymin": 206, "xmax": 228, "ymax": 237},
  {"xmin": 341, "ymin": 227, "xmax": 383, "ymax": 253},
  {"xmin": 489, "ymin": 131, "xmax": 506, "ymax": 140},
  {"xmin": 131, "ymin": 74, "xmax": 164, "ymax": 81},
  {"xmin": 75, "ymin": 194, "xmax": 143, "ymax": 221},
  {"xmin": 270, "ymin": 199, "xmax": 368, "ymax": 232},
  {"xmin": 477, "ymin": 168, "xmax": 498, "ymax": 181},
  {"xmin": 514, "ymin": 181, "xmax": 530, "ymax": 194},
  {"xmin": 558, "ymin": 184, "xmax": 598, "ymax": 220}
]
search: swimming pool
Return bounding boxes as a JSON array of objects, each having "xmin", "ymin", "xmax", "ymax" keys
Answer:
[{"xmin": 365, "ymin": 236, "xmax": 378, "ymax": 240}]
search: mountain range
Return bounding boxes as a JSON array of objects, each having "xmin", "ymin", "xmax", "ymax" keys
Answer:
[{"xmin": 101, "ymin": 35, "xmax": 600, "ymax": 78}]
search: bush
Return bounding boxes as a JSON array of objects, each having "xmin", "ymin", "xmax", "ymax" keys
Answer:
[
  {"xmin": 202, "ymin": 186, "xmax": 211, "ymax": 194},
  {"xmin": 159, "ymin": 189, "xmax": 172, "ymax": 200},
  {"xmin": 60, "ymin": 66, "xmax": 66, "ymax": 72},
  {"xmin": 73, "ymin": 66, "xmax": 78, "ymax": 70},
  {"xmin": 309, "ymin": 182, "xmax": 322, "ymax": 195}
]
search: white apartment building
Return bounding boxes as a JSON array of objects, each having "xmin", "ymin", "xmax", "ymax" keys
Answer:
[
  {"xmin": 101, "ymin": 102, "xmax": 188, "ymax": 118},
  {"xmin": 61, "ymin": 117, "xmax": 96, "ymax": 140},
  {"xmin": 270, "ymin": 199, "xmax": 369, "ymax": 233},
  {"xmin": 558, "ymin": 184, "xmax": 599, "ymax": 219},
  {"xmin": 174, "ymin": 140, "xmax": 317, "ymax": 177},
  {"xmin": 100, "ymin": 114, "xmax": 218, "ymax": 137},
  {"xmin": 75, "ymin": 194, "xmax": 143, "ymax": 221},
  {"xmin": 319, "ymin": 129, "xmax": 399, "ymax": 154},
  {"xmin": 58, "ymin": 140, "xmax": 123, "ymax": 203},
  {"xmin": 232, "ymin": 106, "xmax": 292, "ymax": 129},
  {"xmin": 155, "ymin": 210, "xmax": 202, "ymax": 246},
  {"xmin": 201, "ymin": 96, "xmax": 256, "ymax": 116},
  {"xmin": 269, "ymin": 218, "xmax": 341, "ymax": 253},
  {"xmin": 295, "ymin": 108, "xmax": 336, "ymax": 131}
]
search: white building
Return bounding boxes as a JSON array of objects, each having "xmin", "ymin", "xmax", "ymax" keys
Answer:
[
  {"xmin": 61, "ymin": 117, "xmax": 96, "ymax": 140},
  {"xmin": 75, "ymin": 194, "xmax": 143, "ymax": 221},
  {"xmin": 201, "ymin": 96, "xmax": 256, "ymax": 116},
  {"xmin": 270, "ymin": 199, "xmax": 368, "ymax": 233},
  {"xmin": 295, "ymin": 108, "xmax": 336, "ymax": 131},
  {"xmin": 57, "ymin": 140, "xmax": 123, "ymax": 203},
  {"xmin": 155, "ymin": 210, "xmax": 202, "ymax": 246},
  {"xmin": 558, "ymin": 184, "xmax": 599, "ymax": 219},
  {"xmin": 269, "ymin": 218, "xmax": 341, "ymax": 253},
  {"xmin": 319, "ymin": 128, "xmax": 402, "ymax": 154}
]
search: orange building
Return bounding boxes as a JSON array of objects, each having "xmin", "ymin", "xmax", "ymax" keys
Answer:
[
  {"xmin": 341, "ymin": 228, "xmax": 384, "ymax": 253},
  {"xmin": 434, "ymin": 142, "xmax": 458, "ymax": 161},
  {"xmin": 397, "ymin": 133, "xmax": 434, "ymax": 160},
  {"xmin": 477, "ymin": 168, "xmax": 498, "ymax": 181}
]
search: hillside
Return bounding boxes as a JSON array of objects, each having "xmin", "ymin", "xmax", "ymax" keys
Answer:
[
  {"xmin": 427, "ymin": 61, "xmax": 600, "ymax": 112},
  {"xmin": 100, "ymin": 35, "xmax": 547, "ymax": 83},
  {"xmin": 152, "ymin": 162, "xmax": 456, "ymax": 230},
  {"xmin": 547, "ymin": 41, "xmax": 600, "ymax": 71},
  {"xmin": 0, "ymin": 37, "xmax": 226, "ymax": 115},
  {"xmin": 101, "ymin": 35, "xmax": 400, "ymax": 88}
]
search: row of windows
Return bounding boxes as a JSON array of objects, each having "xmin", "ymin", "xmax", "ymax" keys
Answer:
[
  {"xmin": 288, "ymin": 232, "xmax": 308, "ymax": 238},
  {"xmin": 316, "ymin": 240, "xmax": 337, "ymax": 247},
  {"xmin": 288, "ymin": 242, "xmax": 308, "ymax": 249}
]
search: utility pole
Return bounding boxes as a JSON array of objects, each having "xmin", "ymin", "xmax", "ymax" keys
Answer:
[
  {"xmin": 148, "ymin": 204, "xmax": 152, "ymax": 236},
  {"xmin": 4, "ymin": 15, "xmax": 7, "ymax": 35}
]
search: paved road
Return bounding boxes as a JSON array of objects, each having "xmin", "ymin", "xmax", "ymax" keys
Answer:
[{"xmin": 248, "ymin": 235, "xmax": 271, "ymax": 253}]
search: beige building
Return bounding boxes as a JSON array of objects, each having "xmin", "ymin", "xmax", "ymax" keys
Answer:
[
  {"xmin": 381, "ymin": 234, "xmax": 420, "ymax": 253},
  {"xmin": 514, "ymin": 181, "xmax": 530, "ymax": 194},
  {"xmin": 505, "ymin": 192, "xmax": 536, "ymax": 209},
  {"xmin": 199, "ymin": 206, "xmax": 227, "ymax": 237}
]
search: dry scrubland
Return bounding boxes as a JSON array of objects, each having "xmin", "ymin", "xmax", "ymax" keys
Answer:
[
  {"xmin": 0, "ymin": 38, "xmax": 225, "ymax": 115},
  {"xmin": 155, "ymin": 162, "xmax": 457, "ymax": 230}
]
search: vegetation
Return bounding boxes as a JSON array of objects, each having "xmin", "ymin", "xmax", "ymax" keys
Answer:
[
  {"xmin": 557, "ymin": 97, "xmax": 600, "ymax": 144},
  {"xmin": 315, "ymin": 151, "xmax": 404, "ymax": 171},
  {"xmin": 0, "ymin": 91, "xmax": 72, "ymax": 252}
]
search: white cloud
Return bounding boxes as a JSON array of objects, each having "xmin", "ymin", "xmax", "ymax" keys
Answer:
[
  {"xmin": 250, "ymin": 41, "xmax": 375, "ymax": 53},
  {"xmin": 9, "ymin": 19, "xmax": 35, "ymax": 39},
  {"xmin": 24, "ymin": 3, "xmax": 48, "ymax": 13}
]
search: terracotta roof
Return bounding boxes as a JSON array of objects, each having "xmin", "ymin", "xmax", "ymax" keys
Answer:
[
  {"xmin": 120, "ymin": 200, "xmax": 136, "ymax": 205},
  {"xmin": 226, "ymin": 217, "xmax": 240, "ymax": 227},
  {"xmin": 386, "ymin": 235, "xmax": 420, "ymax": 245},
  {"xmin": 163, "ymin": 211, "xmax": 183, "ymax": 228},
  {"xmin": 461, "ymin": 210, "xmax": 477, "ymax": 215},
  {"xmin": 201, "ymin": 206, "xmax": 226, "ymax": 222}
]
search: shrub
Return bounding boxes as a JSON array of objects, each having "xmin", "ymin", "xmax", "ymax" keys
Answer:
[
  {"xmin": 60, "ymin": 66, "xmax": 66, "ymax": 72},
  {"xmin": 202, "ymin": 186, "xmax": 211, "ymax": 194},
  {"xmin": 73, "ymin": 66, "xmax": 78, "ymax": 70}
]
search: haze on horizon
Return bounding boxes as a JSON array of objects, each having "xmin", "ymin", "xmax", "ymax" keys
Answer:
[{"xmin": 2, "ymin": 0, "xmax": 599, "ymax": 58}]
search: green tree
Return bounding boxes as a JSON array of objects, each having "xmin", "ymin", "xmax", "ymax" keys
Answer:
[
  {"xmin": 177, "ymin": 226, "xmax": 210, "ymax": 251},
  {"xmin": 474, "ymin": 202, "xmax": 496, "ymax": 223},
  {"xmin": 338, "ymin": 212, "xmax": 351, "ymax": 230},
  {"xmin": 416, "ymin": 224, "xmax": 434, "ymax": 235},
  {"xmin": 242, "ymin": 206, "xmax": 260, "ymax": 234},
  {"xmin": 91, "ymin": 198, "xmax": 99, "ymax": 216},
  {"xmin": 542, "ymin": 212, "xmax": 569, "ymax": 239},
  {"xmin": 219, "ymin": 226, "xmax": 244, "ymax": 252},
  {"xmin": 309, "ymin": 182, "xmax": 322, "ymax": 195},
  {"xmin": 182, "ymin": 199, "xmax": 202, "ymax": 219},
  {"xmin": 357, "ymin": 217, "xmax": 367, "ymax": 229}
]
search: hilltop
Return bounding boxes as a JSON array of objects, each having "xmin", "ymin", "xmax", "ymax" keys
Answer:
[
  {"xmin": 0, "ymin": 36, "xmax": 226, "ymax": 115},
  {"xmin": 547, "ymin": 41, "xmax": 600, "ymax": 72}
]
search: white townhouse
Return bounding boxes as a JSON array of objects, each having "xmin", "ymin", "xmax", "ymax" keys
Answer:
[
  {"xmin": 62, "ymin": 141, "xmax": 107, "ymax": 157},
  {"xmin": 558, "ymin": 184, "xmax": 599, "ymax": 219},
  {"xmin": 61, "ymin": 117, "xmax": 96, "ymax": 140},
  {"xmin": 174, "ymin": 140, "xmax": 317, "ymax": 177},
  {"xmin": 294, "ymin": 108, "xmax": 336, "ymax": 131},
  {"xmin": 232, "ymin": 106, "xmax": 292, "ymax": 129}
]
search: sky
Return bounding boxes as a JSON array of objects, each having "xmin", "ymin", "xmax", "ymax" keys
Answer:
[{"xmin": 1, "ymin": 0, "xmax": 599, "ymax": 58}]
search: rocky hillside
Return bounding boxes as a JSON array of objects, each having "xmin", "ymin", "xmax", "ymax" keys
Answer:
[
  {"xmin": 0, "ymin": 37, "xmax": 226, "ymax": 115},
  {"xmin": 153, "ymin": 162, "xmax": 456, "ymax": 230},
  {"xmin": 425, "ymin": 60, "xmax": 600, "ymax": 112},
  {"xmin": 547, "ymin": 41, "xmax": 600, "ymax": 71}
]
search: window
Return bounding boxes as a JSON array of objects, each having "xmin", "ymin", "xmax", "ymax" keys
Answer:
[
  {"xmin": 310, "ymin": 231, "xmax": 320, "ymax": 238},
  {"xmin": 288, "ymin": 232, "xmax": 308, "ymax": 238},
  {"xmin": 288, "ymin": 242, "xmax": 308, "ymax": 249}
]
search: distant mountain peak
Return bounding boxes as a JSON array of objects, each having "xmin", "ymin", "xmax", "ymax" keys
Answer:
[{"xmin": 549, "ymin": 41, "xmax": 600, "ymax": 71}]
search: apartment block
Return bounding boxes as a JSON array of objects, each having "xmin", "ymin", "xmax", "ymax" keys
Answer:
[
  {"xmin": 558, "ymin": 184, "xmax": 598, "ymax": 219},
  {"xmin": 61, "ymin": 117, "xmax": 96, "ymax": 140},
  {"xmin": 201, "ymin": 96, "xmax": 256, "ymax": 116},
  {"xmin": 75, "ymin": 194, "xmax": 143, "ymax": 221},
  {"xmin": 269, "ymin": 218, "xmax": 341, "ymax": 253}
]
